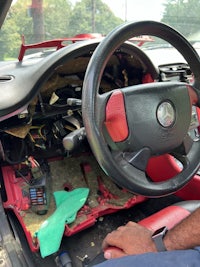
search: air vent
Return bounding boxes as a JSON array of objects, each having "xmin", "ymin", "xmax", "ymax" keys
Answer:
[{"xmin": 0, "ymin": 75, "xmax": 14, "ymax": 82}]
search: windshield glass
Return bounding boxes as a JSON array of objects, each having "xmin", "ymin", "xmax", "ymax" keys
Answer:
[{"xmin": 1, "ymin": 0, "xmax": 200, "ymax": 61}]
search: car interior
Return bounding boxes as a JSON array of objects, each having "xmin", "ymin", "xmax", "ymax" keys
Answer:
[{"xmin": 0, "ymin": 2, "xmax": 200, "ymax": 267}]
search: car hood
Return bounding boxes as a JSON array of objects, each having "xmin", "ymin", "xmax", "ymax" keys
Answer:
[{"xmin": 144, "ymin": 44, "xmax": 200, "ymax": 66}]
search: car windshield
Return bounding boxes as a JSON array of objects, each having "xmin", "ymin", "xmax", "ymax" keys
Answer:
[{"xmin": 1, "ymin": 0, "xmax": 200, "ymax": 62}]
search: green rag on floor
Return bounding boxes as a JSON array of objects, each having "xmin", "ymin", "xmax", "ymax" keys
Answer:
[{"xmin": 36, "ymin": 188, "xmax": 89, "ymax": 258}]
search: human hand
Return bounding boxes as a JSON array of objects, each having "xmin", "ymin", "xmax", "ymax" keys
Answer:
[{"xmin": 102, "ymin": 221, "xmax": 157, "ymax": 259}]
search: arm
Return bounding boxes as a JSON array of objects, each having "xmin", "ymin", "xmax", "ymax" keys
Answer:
[
  {"xmin": 165, "ymin": 207, "xmax": 200, "ymax": 250},
  {"xmin": 102, "ymin": 207, "xmax": 200, "ymax": 259}
]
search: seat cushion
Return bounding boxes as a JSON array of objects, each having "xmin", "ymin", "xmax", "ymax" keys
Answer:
[{"xmin": 139, "ymin": 200, "xmax": 200, "ymax": 231}]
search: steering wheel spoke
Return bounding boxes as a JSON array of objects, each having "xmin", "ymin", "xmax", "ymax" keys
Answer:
[
  {"xmin": 123, "ymin": 147, "xmax": 151, "ymax": 171},
  {"xmin": 172, "ymin": 134, "xmax": 194, "ymax": 156}
]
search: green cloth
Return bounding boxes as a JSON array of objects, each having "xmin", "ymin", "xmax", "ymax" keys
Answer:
[{"xmin": 36, "ymin": 188, "xmax": 89, "ymax": 258}]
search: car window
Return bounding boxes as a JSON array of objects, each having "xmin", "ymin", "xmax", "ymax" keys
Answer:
[{"xmin": 0, "ymin": 0, "xmax": 200, "ymax": 61}]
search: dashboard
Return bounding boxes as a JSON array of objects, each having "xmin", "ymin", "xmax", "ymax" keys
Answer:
[
  {"xmin": 0, "ymin": 40, "xmax": 157, "ymax": 163},
  {"xmin": 0, "ymin": 39, "xmax": 199, "ymax": 167}
]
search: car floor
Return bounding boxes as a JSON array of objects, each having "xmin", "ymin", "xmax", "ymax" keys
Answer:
[
  {"xmin": 4, "ymin": 153, "xmax": 181, "ymax": 267},
  {"xmin": 31, "ymin": 194, "xmax": 181, "ymax": 267}
]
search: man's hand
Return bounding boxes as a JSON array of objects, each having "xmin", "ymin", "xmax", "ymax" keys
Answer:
[{"xmin": 102, "ymin": 221, "xmax": 157, "ymax": 259}]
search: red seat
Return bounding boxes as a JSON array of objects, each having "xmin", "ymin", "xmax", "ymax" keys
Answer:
[{"xmin": 139, "ymin": 200, "xmax": 200, "ymax": 231}]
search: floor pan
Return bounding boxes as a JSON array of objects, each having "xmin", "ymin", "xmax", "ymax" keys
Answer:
[{"xmin": 3, "ymin": 153, "xmax": 165, "ymax": 266}]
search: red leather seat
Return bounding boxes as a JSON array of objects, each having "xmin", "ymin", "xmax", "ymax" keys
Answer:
[{"xmin": 139, "ymin": 200, "xmax": 200, "ymax": 231}]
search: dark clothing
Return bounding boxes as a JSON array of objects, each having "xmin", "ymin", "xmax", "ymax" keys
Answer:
[{"xmin": 94, "ymin": 247, "xmax": 200, "ymax": 267}]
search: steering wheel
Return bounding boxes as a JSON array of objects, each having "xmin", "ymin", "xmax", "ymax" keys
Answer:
[{"xmin": 82, "ymin": 21, "xmax": 200, "ymax": 197}]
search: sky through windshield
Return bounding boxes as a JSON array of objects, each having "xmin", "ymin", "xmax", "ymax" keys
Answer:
[{"xmin": 70, "ymin": 0, "xmax": 166, "ymax": 21}]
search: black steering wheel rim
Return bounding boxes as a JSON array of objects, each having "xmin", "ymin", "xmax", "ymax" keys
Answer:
[{"xmin": 82, "ymin": 20, "xmax": 200, "ymax": 197}]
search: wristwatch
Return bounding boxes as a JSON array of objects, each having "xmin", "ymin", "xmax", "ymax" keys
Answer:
[{"xmin": 151, "ymin": 226, "xmax": 168, "ymax": 252}]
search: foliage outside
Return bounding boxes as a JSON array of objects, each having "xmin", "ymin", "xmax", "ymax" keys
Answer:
[
  {"xmin": 1, "ymin": 0, "xmax": 200, "ymax": 60},
  {"xmin": 0, "ymin": 0, "xmax": 123, "ymax": 60},
  {"xmin": 161, "ymin": 0, "xmax": 200, "ymax": 39}
]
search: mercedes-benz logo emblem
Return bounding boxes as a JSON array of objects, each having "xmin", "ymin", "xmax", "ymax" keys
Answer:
[{"xmin": 157, "ymin": 101, "xmax": 175, "ymax": 128}]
